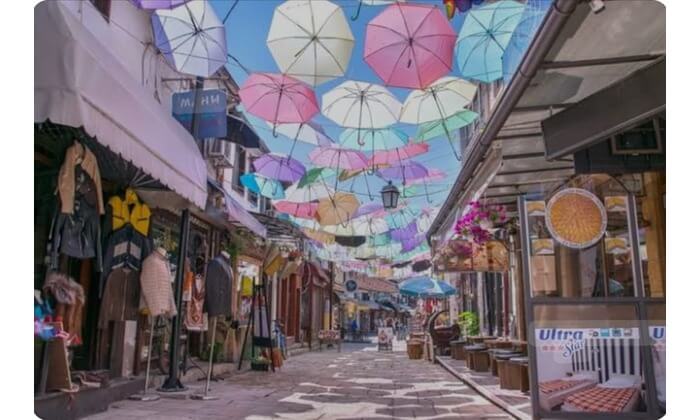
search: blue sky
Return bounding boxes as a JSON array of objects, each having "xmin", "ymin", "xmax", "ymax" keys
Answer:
[{"xmin": 211, "ymin": 0, "xmax": 472, "ymax": 208}]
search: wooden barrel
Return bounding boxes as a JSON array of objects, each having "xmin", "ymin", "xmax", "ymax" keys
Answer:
[{"xmin": 407, "ymin": 340, "xmax": 424, "ymax": 360}]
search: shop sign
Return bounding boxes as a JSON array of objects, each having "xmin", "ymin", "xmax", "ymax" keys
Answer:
[
  {"xmin": 172, "ymin": 89, "xmax": 227, "ymax": 139},
  {"xmin": 345, "ymin": 279, "xmax": 358, "ymax": 292},
  {"xmin": 545, "ymin": 188, "xmax": 607, "ymax": 249}
]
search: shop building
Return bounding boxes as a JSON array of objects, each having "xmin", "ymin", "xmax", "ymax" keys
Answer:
[{"xmin": 428, "ymin": 1, "xmax": 665, "ymax": 419}]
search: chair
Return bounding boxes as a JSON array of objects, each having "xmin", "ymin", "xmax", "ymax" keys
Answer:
[{"xmin": 426, "ymin": 310, "xmax": 460, "ymax": 356}]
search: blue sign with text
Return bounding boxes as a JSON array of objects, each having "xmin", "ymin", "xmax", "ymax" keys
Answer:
[{"xmin": 172, "ymin": 89, "xmax": 227, "ymax": 139}]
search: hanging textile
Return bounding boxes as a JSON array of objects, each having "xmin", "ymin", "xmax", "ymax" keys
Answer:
[
  {"xmin": 184, "ymin": 273, "xmax": 208, "ymax": 331},
  {"xmin": 106, "ymin": 188, "xmax": 151, "ymax": 236},
  {"xmin": 42, "ymin": 272, "xmax": 85, "ymax": 346},
  {"xmin": 57, "ymin": 141, "xmax": 104, "ymax": 215},
  {"xmin": 98, "ymin": 268, "xmax": 141, "ymax": 328}
]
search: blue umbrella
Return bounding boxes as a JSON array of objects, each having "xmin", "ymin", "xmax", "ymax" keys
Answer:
[
  {"xmin": 239, "ymin": 173, "xmax": 284, "ymax": 199},
  {"xmin": 455, "ymin": 0, "xmax": 525, "ymax": 83},
  {"xmin": 339, "ymin": 128, "xmax": 409, "ymax": 152},
  {"xmin": 502, "ymin": 0, "xmax": 552, "ymax": 83},
  {"xmin": 399, "ymin": 276, "xmax": 457, "ymax": 298}
]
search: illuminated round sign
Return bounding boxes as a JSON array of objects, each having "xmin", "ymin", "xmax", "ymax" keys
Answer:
[{"xmin": 545, "ymin": 188, "xmax": 607, "ymax": 249}]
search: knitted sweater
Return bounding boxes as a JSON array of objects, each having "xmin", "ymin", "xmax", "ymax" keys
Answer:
[{"xmin": 139, "ymin": 251, "xmax": 177, "ymax": 317}]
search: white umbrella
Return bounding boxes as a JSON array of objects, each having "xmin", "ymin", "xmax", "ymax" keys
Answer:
[
  {"xmin": 267, "ymin": 0, "xmax": 355, "ymax": 87},
  {"xmin": 285, "ymin": 181, "xmax": 335, "ymax": 203},
  {"xmin": 400, "ymin": 76, "xmax": 478, "ymax": 159},
  {"xmin": 349, "ymin": 215, "xmax": 390, "ymax": 235}
]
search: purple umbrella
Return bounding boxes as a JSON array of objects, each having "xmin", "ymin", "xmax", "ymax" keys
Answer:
[
  {"xmin": 378, "ymin": 160, "xmax": 429, "ymax": 185},
  {"xmin": 355, "ymin": 202, "xmax": 385, "ymax": 218},
  {"xmin": 391, "ymin": 221, "xmax": 418, "ymax": 242},
  {"xmin": 402, "ymin": 234, "xmax": 426, "ymax": 253},
  {"xmin": 253, "ymin": 153, "xmax": 306, "ymax": 183},
  {"xmin": 130, "ymin": 0, "xmax": 189, "ymax": 9}
]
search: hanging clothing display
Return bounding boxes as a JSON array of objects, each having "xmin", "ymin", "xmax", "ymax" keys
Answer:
[
  {"xmin": 100, "ymin": 225, "xmax": 152, "ymax": 296},
  {"xmin": 106, "ymin": 188, "xmax": 151, "ymax": 236},
  {"xmin": 99, "ymin": 267, "xmax": 141, "ymax": 328},
  {"xmin": 204, "ymin": 253, "xmax": 233, "ymax": 317},
  {"xmin": 139, "ymin": 250, "xmax": 177, "ymax": 318},
  {"xmin": 57, "ymin": 141, "xmax": 105, "ymax": 215},
  {"xmin": 42, "ymin": 272, "xmax": 85, "ymax": 346},
  {"xmin": 184, "ymin": 273, "xmax": 208, "ymax": 331}
]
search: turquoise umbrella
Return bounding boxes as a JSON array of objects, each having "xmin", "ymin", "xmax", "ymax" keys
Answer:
[
  {"xmin": 240, "ymin": 173, "xmax": 284, "ymax": 199},
  {"xmin": 399, "ymin": 276, "xmax": 456, "ymax": 298},
  {"xmin": 339, "ymin": 128, "xmax": 409, "ymax": 152},
  {"xmin": 502, "ymin": 0, "xmax": 552, "ymax": 83},
  {"xmin": 416, "ymin": 110, "xmax": 479, "ymax": 142},
  {"xmin": 455, "ymin": 0, "xmax": 525, "ymax": 83}
]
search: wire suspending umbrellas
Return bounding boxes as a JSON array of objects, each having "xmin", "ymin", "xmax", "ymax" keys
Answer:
[
  {"xmin": 364, "ymin": 3, "xmax": 456, "ymax": 89},
  {"xmin": 455, "ymin": 0, "xmax": 526, "ymax": 83},
  {"xmin": 239, "ymin": 173, "xmax": 284, "ymax": 199},
  {"xmin": 253, "ymin": 153, "xmax": 306, "ymax": 183},
  {"xmin": 239, "ymin": 73, "xmax": 319, "ymax": 137},
  {"xmin": 267, "ymin": 0, "xmax": 355, "ymax": 86},
  {"xmin": 400, "ymin": 76, "xmax": 478, "ymax": 160},
  {"xmin": 151, "ymin": 0, "xmax": 227, "ymax": 77}
]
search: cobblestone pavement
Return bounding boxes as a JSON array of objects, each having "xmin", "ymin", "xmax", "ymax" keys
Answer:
[{"xmin": 86, "ymin": 341, "xmax": 512, "ymax": 420}]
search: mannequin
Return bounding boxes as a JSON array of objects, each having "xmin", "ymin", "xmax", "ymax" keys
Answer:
[
  {"xmin": 204, "ymin": 252, "xmax": 233, "ymax": 318},
  {"xmin": 156, "ymin": 247, "xmax": 167, "ymax": 258}
]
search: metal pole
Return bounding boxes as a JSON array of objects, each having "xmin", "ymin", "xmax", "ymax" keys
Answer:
[
  {"xmin": 159, "ymin": 209, "xmax": 190, "ymax": 391},
  {"xmin": 129, "ymin": 316, "xmax": 160, "ymax": 401},
  {"xmin": 191, "ymin": 317, "xmax": 218, "ymax": 400}
]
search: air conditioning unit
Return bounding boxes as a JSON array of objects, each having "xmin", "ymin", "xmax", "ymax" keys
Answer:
[{"xmin": 204, "ymin": 138, "xmax": 235, "ymax": 168}]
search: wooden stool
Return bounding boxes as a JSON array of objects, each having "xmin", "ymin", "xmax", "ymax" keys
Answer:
[
  {"xmin": 407, "ymin": 340, "xmax": 424, "ymax": 360},
  {"xmin": 463, "ymin": 344, "xmax": 487, "ymax": 370},
  {"xmin": 450, "ymin": 340, "xmax": 467, "ymax": 360},
  {"xmin": 471, "ymin": 350, "xmax": 491, "ymax": 372},
  {"xmin": 510, "ymin": 357, "xmax": 530, "ymax": 392},
  {"xmin": 499, "ymin": 356, "xmax": 525, "ymax": 390},
  {"xmin": 489, "ymin": 349, "xmax": 520, "ymax": 376}
]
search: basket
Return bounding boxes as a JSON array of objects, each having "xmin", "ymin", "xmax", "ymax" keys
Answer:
[{"xmin": 407, "ymin": 340, "xmax": 424, "ymax": 360}]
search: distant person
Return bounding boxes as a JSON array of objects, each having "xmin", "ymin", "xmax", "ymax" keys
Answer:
[{"xmin": 351, "ymin": 319, "xmax": 358, "ymax": 340}]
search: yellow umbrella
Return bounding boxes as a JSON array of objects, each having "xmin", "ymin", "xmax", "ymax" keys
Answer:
[
  {"xmin": 316, "ymin": 192, "xmax": 360, "ymax": 226},
  {"xmin": 302, "ymin": 228, "xmax": 335, "ymax": 245}
]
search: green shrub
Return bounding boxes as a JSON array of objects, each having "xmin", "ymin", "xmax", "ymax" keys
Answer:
[{"xmin": 457, "ymin": 311, "xmax": 479, "ymax": 338}]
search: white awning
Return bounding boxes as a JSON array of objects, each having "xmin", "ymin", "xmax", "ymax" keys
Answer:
[{"xmin": 35, "ymin": 1, "xmax": 208, "ymax": 209}]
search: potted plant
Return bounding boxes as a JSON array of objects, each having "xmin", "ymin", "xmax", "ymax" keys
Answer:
[
  {"xmin": 251, "ymin": 355, "xmax": 271, "ymax": 372},
  {"xmin": 457, "ymin": 311, "xmax": 479, "ymax": 339}
]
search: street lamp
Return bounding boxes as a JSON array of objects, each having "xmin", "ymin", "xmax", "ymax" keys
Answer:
[{"xmin": 381, "ymin": 181, "xmax": 399, "ymax": 210}]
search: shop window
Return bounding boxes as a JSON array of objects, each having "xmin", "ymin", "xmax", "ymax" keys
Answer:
[
  {"xmin": 524, "ymin": 174, "xmax": 637, "ymax": 298},
  {"xmin": 89, "ymin": 0, "xmax": 111, "ymax": 21},
  {"xmin": 533, "ymin": 304, "xmax": 649, "ymax": 415}
]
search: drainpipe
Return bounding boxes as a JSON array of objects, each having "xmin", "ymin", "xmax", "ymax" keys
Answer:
[{"xmin": 427, "ymin": 0, "xmax": 579, "ymax": 240}]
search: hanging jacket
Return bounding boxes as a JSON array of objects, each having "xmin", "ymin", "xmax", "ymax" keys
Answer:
[
  {"xmin": 139, "ymin": 251, "xmax": 177, "ymax": 318},
  {"xmin": 204, "ymin": 254, "xmax": 233, "ymax": 317},
  {"xmin": 57, "ymin": 141, "xmax": 104, "ymax": 215},
  {"xmin": 100, "ymin": 224, "xmax": 152, "ymax": 297},
  {"xmin": 106, "ymin": 188, "xmax": 151, "ymax": 236}
]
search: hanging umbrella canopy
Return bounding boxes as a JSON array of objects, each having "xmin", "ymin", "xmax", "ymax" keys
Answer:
[
  {"xmin": 267, "ymin": 0, "xmax": 354, "ymax": 87},
  {"xmin": 352, "ymin": 0, "xmax": 407, "ymax": 21},
  {"xmin": 334, "ymin": 235, "xmax": 366, "ymax": 248},
  {"xmin": 285, "ymin": 180, "xmax": 335, "ymax": 202},
  {"xmin": 416, "ymin": 109, "xmax": 479, "ymax": 141},
  {"xmin": 239, "ymin": 73, "xmax": 319, "ymax": 133},
  {"xmin": 455, "ymin": 0, "xmax": 525, "ymax": 83},
  {"xmin": 339, "ymin": 128, "xmax": 409, "ymax": 152},
  {"xmin": 502, "ymin": 0, "xmax": 552, "ymax": 83},
  {"xmin": 239, "ymin": 173, "xmax": 285, "ymax": 199},
  {"xmin": 370, "ymin": 142, "xmax": 429, "ymax": 166},
  {"xmin": 322, "ymin": 81, "xmax": 401, "ymax": 143},
  {"xmin": 412, "ymin": 259, "xmax": 432, "ymax": 273},
  {"xmin": 364, "ymin": 3, "xmax": 456, "ymax": 89},
  {"xmin": 267, "ymin": 121, "xmax": 333, "ymax": 146},
  {"xmin": 405, "ymin": 168, "xmax": 446, "ymax": 185},
  {"xmin": 368, "ymin": 232, "xmax": 392, "ymax": 247},
  {"xmin": 355, "ymin": 202, "xmax": 386, "ymax": 218},
  {"xmin": 131, "ymin": 0, "xmax": 189, "ymax": 9},
  {"xmin": 303, "ymin": 228, "xmax": 335, "ymax": 245},
  {"xmin": 385, "ymin": 205, "xmax": 419, "ymax": 229},
  {"xmin": 349, "ymin": 215, "xmax": 390, "ymax": 235},
  {"xmin": 310, "ymin": 147, "xmax": 369, "ymax": 171},
  {"xmin": 402, "ymin": 234, "xmax": 426, "ymax": 253},
  {"xmin": 378, "ymin": 160, "xmax": 429, "ymax": 185},
  {"xmin": 316, "ymin": 192, "xmax": 360, "ymax": 226},
  {"xmin": 399, "ymin": 276, "xmax": 456, "ymax": 297},
  {"xmin": 298, "ymin": 167, "xmax": 337, "ymax": 188},
  {"xmin": 151, "ymin": 0, "xmax": 227, "ymax": 77},
  {"xmin": 390, "ymin": 221, "xmax": 418, "ymax": 241},
  {"xmin": 253, "ymin": 153, "xmax": 306, "ymax": 182},
  {"xmin": 273, "ymin": 200, "xmax": 319, "ymax": 220}
]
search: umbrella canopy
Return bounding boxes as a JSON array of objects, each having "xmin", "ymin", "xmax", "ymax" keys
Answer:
[
  {"xmin": 303, "ymin": 228, "xmax": 335, "ymax": 245},
  {"xmin": 370, "ymin": 142, "xmax": 429, "ymax": 166},
  {"xmin": 253, "ymin": 153, "xmax": 306, "ymax": 182},
  {"xmin": 416, "ymin": 109, "xmax": 479, "ymax": 141},
  {"xmin": 151, "ymin": 0, "xmax": 227, "ymax": 77},
  {"xmin": 298, "ymin": 167, "xmax": 336, "ymax": 188},
  {"xmin": 334, "ymin": 235, "xmax": 366, "ymax": 248},
  {"xmin": 402, "ymin": 234, "xmax": 426, "ymax": 253},
  {"xmin": 310, "ymin": 147, "xmax": 369, "ymax": 171},
  {"xmin": 131, "ymin": 0, "xmax": 189, "ymax": 9},
  {"xmin": 316, "ymin": 192, "xmax": 360, "ymax": 226},
  {"xmin": 400, "ymin": 76, "xmax": 477, "ymax": 159},
  {"xmin": 405, "ymin": 168, "xmax": 446, "ymax": 185},
  {"xmin": 239, "ymin": 73, "xmax": 319, "ymax": 132},
  {"xmin": 378, "ymin": 160, "xmax": 429, "ymax": 184},
  {"xmin": 239, "ymin": 173, "xmax": 285, "ymax": 199},
  {"xmin": 349, "ymin": 215, "xmax": 390, "ymax": 235},
  {"xmin": 368, "ymin": 232, "xmax": 392, "ymax": 247},
  {"xmin": 322, "ymin": 81, "xmax": 401, "ymax": 142},
  {"xmin": 273, "ymin": 200, "xmax": 319, "ymax": 219},
  {"xmin": 267, "ymin": 0, "xmax": 354, "ymax": 86},
  {"xmin": 455, "ymin": 0, "xmax": 525, "ymax": 83},
  {"xmin": 339, "ymin": 128, "xmax": 409, "ymax": 152},
  {"xmin": 364, "ymin": 3, "xmax": 456, "ymax": 89},
  {"xmin": 285, "ymin": 181, "xmax": 335, "ymax": 202},
  {"xmin": 390, "ymin": 221, "xmax": 418, "ymax": 241},
  {"xmin": 355, "ymin": 202, "xmax": 386, "ymax": 218},
  {"xmin": 502, "ymin": 0, "xmax": 552, "ymax": 83},
  {"xmin": 412, "ymin": 259, "xmax": 432, "ymax": 273},
  {"xmin": 399, "ymin": 276, "xmax": 456, "ymax": 297},
  {"xmin": 267, "ymin": 121, "xmax": 333, "ymax": 146}
]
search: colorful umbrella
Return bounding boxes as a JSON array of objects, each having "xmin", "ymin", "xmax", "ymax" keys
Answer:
[
  {"xmin": 131, "ymin": 0, "xmax": 189, "ymax": 10},
  {"xmin": 402, "ymin": 234, "xmax": 426, "ymax": 253},
  {"xmin": 316, "ymin": 192, "xmax": 360, "ymax": 226},
  {"xmin": 355, "ymin": 202, "xmax": 386, "ymax": 218},
  {"xmin": 309, "ymin": 147, "xmax": 369, "ymax": 190},
  {"xmin": 412, "ymin": 259, "xmax": 432, "ymax": 273},
  {"xmin": 151, "ymin": 1, "xmax": 227, "ymax": 77},
  {"xmin": 349, "ymin": 215, "xmax": 390, "ymax": 235},
  {"xmin": 416, "ymin": 109, "xmax": 479, "ymax": 142},
  {"xmin": 378, "ymin": 160, "xmax": 429, "ymax": 185},
  {"xmin": 267, "ymin": 0, "xmax": 354, "ymax": 86},
  {"xmin": 390, "ymin": 221, "xmax": 418, "ymax": 241},
  {"xmin": 284, "ymin": 181, "xmax": 335, "ymax": 202},
  {"xmin": 273, "ymin": 200, "xmax": 319, "ymax": 220},
  {"xmin": 455, "ymin": 0, "xmax": 525, "ymax": 83},
  {"xmin": 239, "ymin": 73, "xmax": 319, "ymax": 136},
  {"xmin": 399, "ymin": 276, "xmax": 456, "ymax": 297},
  {"xmin": 253, "ymin": 153, "xmax": 306, "ymax": 182},
  {"xmin": 266, "ymin": 121, "xmax": 333, "ymax": 156},
  {"xmin": 385, "ymin": 205, "xmax": 420, "ymax": 229},
  {"xmin": 400, "ymin": 76, "xmax": 478, "ymax": 159},
  {"xmin": 322, "ymin": 81, "xmax": 401, "ymax": 145},
  {"xmin": 239, "ymin": 173, "xmax": 285, "ymax": 199},
  {"xmin": 502, "ymin": 0, "xmax": 552, "ymax": 83},
  {"xmin": 370, "ymin": 142, "xmax": 429, "ymax": 166},
  {"xmin": 335, "ymin": 235, "xmax": 366, "ymax": 248},
  {"xmin": 302, "ymin": 228, "xmax": 335, "ymax": 245},
  {"xmin": 352, "ymin": 0, "xmax": 406, "ymax": 21},
  {"xmin": 405, "ymin": 168, "xmax": 446, "ymax": 185},
  {"xmin": 298, "ymin": 167, "xmax": 336, "ymax": 188},
  {"xmin": 364, "ymin": 3, "xmax": 456, "ymax": 89},
  {"xmin": 339, "ymin": 128, "xmax": 409, "ymax": 153}
]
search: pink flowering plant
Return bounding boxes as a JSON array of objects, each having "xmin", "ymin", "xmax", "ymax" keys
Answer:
[{"xmin": 453, "ymin": 201, "xmax": 507, "ymax": 245}]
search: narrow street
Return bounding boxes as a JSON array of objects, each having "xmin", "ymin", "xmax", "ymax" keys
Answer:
[{"xmin": 86, "ymin": 341, "xmax": 511, "ymax": 420}]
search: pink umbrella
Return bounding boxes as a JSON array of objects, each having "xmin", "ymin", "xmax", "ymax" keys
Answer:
[
  {"xmin": 253, "ymin": 153, "xmax": 306, "ymax": 182},
  {"xmin": 310, "ymin": 147, "xmax": 368, "ymax": 190},
  {"xmin": 355, "ymin": 202, "xmax": 386, "ymax": 218},
  {"xmin": 239, "ymin": 73, "xmax": 319, "ymax": 136},
  {"xmin": 378, "ymin": 160, "xmax": 429, "ymax": 185},
  {"xmin": 364, "ymin": 3, "xmax": 456, "ymax": 89},
  {"xmin": 370, "ymin": 142, "xmax": 429, "ymax": 166},
  {"xmin": 405, "ymin": 168, "xmax": 446, "ymax": 186},
  {"xmin": 273, "ymin": 200, "xmax": 319, "ymax": 220}
]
